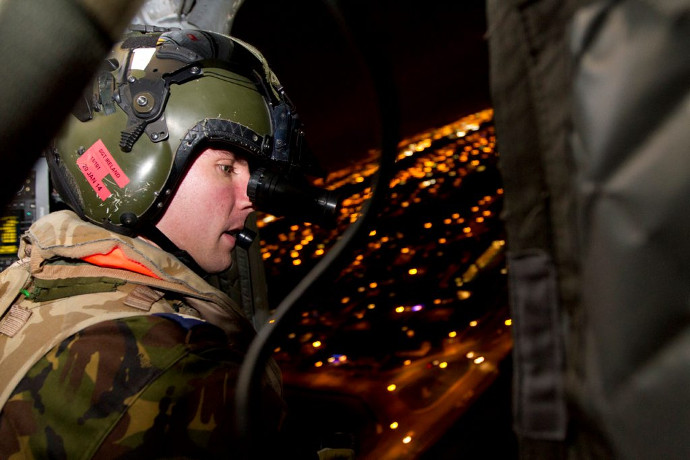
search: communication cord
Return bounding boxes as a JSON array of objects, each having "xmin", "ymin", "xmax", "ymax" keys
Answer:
[{"xmin": 234, "ymin": 1, "xmax": 400, "ymax": 457}]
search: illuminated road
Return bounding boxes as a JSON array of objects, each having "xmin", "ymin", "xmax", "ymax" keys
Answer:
[{"xmin": 281, "ymin": 306, "xmax": 512, "ymax": 459}]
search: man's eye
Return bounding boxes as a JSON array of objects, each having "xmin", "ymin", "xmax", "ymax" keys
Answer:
[{"xmin": 219, "ymin": 164, "xmax": 234, "ymax": 174}]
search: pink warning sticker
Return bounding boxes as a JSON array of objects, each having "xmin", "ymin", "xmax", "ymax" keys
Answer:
[{"xmin": 76, "ymin": 139, "xmax": 130, "ymax": 201}]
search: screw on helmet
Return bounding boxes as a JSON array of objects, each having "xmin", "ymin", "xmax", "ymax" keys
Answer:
[{"xmin": 47, "ymin": 29, "xmax": 320, "ymax": 235}]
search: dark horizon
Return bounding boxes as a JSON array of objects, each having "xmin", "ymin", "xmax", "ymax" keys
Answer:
[{"xmin": 232, "ymin": 0, "xmax": 490, "ymax": 170}]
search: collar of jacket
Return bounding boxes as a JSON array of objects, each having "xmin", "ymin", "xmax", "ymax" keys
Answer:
[{"xmin": 18, "ymin": 210, "xmax": 250, "ymax": 331}]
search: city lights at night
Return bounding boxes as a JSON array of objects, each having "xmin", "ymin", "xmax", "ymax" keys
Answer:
[{"xmin": 256, "ymin": 109, "xmax": 513, "ymax": 459}]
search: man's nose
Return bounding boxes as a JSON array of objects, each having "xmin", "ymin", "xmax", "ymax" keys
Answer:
[{"xmin": 240, "ymin": 170, "xmax": 256, "ymax": 210}]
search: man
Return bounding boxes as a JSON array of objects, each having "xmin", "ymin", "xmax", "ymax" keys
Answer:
[{"xmin": 0, "ymin": 29, "xmax": 320, "ymax": 458}]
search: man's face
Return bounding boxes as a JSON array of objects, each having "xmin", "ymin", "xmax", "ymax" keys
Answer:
[{"xmin": 156, "ymin": 147, "xmax": 255, "ymax": 273}]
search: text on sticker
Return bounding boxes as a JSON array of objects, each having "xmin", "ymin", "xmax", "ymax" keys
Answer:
[{"xmin": 76, "ymin": 139, "xmax": 130, "ymax": 201}]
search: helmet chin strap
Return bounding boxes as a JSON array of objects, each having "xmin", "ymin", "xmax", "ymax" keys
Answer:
[
  {"xmin": 141, "ymin": 224, "xmax": 257, "ymax": 277},
  {"xmin": 142, "ymin": 224, "xmax": 208, "ymax": 278}
]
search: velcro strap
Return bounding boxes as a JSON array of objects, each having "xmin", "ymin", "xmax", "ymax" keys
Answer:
[{"xmin": 123, "ymin": 285, "xmax": 165, "ymax": 311}]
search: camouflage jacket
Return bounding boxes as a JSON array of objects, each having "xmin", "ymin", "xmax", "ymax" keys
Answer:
[{"xmin": 0, "ymin": 210, "xmax": 283, "ymax": 458}]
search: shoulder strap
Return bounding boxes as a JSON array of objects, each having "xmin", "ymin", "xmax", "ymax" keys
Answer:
[{"xmin": 0, "ymin": 260, "xmax": 31, "ymax": 318}]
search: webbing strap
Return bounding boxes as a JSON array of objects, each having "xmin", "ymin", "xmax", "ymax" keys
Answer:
[
  {"xmin": 30, "ymin": 276, "xmax": 126, "ymax": 302},
  {"xmin": 0, "ymin": 305, "xmax": 32, "ymax": 338}
]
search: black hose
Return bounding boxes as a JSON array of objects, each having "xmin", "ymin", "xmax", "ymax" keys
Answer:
[{"xmin": 234, "ymin": 1, "xmax": 400, "ymax": 457}]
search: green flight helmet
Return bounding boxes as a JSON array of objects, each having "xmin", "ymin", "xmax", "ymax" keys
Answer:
[{"xmin": 48, "ymin": 29, "xmax": 317, "ymax": 236}]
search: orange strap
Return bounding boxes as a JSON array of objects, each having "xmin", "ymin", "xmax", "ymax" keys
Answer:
[{"xmin": 82, "ymin": 247, "xmax": 161, "ymax": 279}]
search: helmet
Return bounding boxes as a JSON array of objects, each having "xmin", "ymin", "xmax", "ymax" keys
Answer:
[{"xmin": 48, "ymin": 29, "xmax": 336, "ymax": 239}]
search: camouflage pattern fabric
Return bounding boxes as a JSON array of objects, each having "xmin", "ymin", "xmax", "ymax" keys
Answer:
[
  {"xmin": 0, "ymin": 314, "xmax": 285, "ymax": 459},
  {"xmin": 0, "ymin": 210, "xmax": 282, "ymax": 408},
  {"xmin": 0, "ymin": 211, "xmax": 284, "ymax": 457}
]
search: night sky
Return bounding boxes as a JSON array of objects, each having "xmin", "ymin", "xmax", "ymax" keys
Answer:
[{"xmin": 232, "ymin": 0, "xmax": 490, "ymax": 170}]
